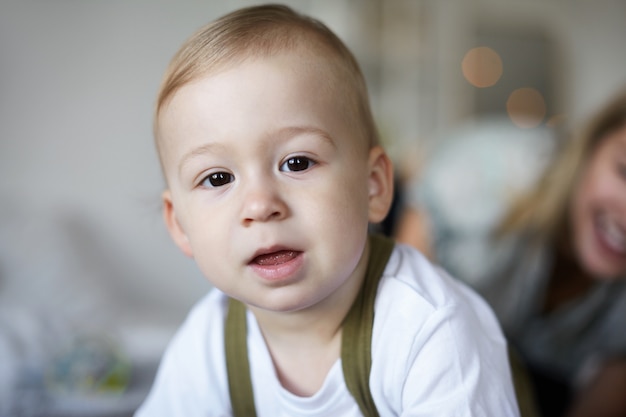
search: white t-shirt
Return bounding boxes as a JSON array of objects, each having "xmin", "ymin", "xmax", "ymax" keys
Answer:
[{"xmin": 136, "ymin": 243, "xmax": 519, "ymax": 416}]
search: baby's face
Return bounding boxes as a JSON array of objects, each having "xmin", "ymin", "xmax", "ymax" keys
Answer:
[{"xmin": 157, "ymin": 52, "xmax": 390, "ymax": 312}]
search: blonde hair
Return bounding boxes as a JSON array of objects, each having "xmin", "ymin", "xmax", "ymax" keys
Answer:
[
  {"xmin": 498, "ymin": 89, "xmax": 626, "ymax": 243},
  {"xmin": 154, "ymin": 4, "xmax": 379, "ymax": 155}
]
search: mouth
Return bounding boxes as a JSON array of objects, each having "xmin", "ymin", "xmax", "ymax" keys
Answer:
[
  {"xmin": 248, "ymin": 247, "xmax": 304, "ymax": 282},
  {"xmin": 251, "ymin": 250, "xmax": 300, "ymax": 266},
  {"xmin": 595, "ymin": 213, "xmax": 626, "ymax": 256}
]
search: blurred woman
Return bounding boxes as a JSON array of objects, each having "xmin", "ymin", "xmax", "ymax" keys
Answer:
[{"xmin": 397, "ymin": 90, "xmax": 626, "ymax": 417}]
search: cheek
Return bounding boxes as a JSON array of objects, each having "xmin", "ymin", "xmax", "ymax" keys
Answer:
[
  {"xmin": 179, "ymin": 200, "xmax": 230, "ymax": 249},
  {"xmin": 571, "ymin": 171, "xmax": 596, "ymax": 238},
  {"xmin": 332, "ymin": 165, "xmax": 371, "ymax": 217},
  {"xmin": 298, "ymin": 165, "xmax": 370, "ymax": 239},
  {"xmin": 576, "ymin": 166, "xmax": 619, "ymax": 216},
  {"xmin": 302, "ymin": 183, "xmax": 369, "ymax": 230}
]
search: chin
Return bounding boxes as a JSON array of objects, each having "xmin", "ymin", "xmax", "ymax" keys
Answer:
[
  {"xmin": 577, "ymin": 229, "xmax": 626, "ymax": 280},
  {"xmin": 249, "ymin": 291, "xmax": 319, "ymax": 313},
  {"xmin": 583, "ymin": 256, "xmax": 626, "ymax": 281}
]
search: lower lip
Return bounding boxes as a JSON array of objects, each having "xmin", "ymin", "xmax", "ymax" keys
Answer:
[{"xmin": 249, "ymin": 252, "xmax": 304, "ymax": 283}]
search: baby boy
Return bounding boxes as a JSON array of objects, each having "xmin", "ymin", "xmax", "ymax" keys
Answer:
[{"xmin": 136, "ymin": 4, "xmax": 519, "ymax": 416}]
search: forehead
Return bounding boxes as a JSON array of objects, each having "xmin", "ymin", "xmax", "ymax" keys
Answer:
[
  {"xmin": 161, "ymin": 51, "xmax": 344, "ymax": 128},
  {"xmin": 156, "ymin": 52, "xmax": 363, "ymax": 171}
]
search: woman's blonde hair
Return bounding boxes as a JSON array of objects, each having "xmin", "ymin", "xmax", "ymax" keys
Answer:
[
  {"xmin": 498, "ymin": 89, "xmax": 626, "ymax": 243},
  {"xmin": 154, "ymin": 4, "xmax": 379, "ymax": 153}
]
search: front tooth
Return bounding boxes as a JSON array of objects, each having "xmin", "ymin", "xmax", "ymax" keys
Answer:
[{"xmin": 604, "ymin": 218, "xmax": 626, "ymax": 251}]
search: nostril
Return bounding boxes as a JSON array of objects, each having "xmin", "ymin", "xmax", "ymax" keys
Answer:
[
  {"xmin": 240, "ymin": 188, "xmax": 288, "ymax": 224},
  {"xmin": 241, "ymin": 205, "xmax": 285, "ymax": 224}
]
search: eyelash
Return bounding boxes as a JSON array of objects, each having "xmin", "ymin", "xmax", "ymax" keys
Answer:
[
  {"xmin": 198, "ymin": 156, "xmax": 316, "ymax": 188},
  {"xmin": 201, "ymin": 172, "xmax": 234, "ymax": 188},
  {"xmin": 279, "ymin": 156, "xmax": 316, "ymax": 172}
]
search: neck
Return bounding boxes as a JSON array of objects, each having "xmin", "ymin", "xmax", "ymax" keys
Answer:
[
  {"xmin": 246, "ymin": 240, "xmax": 371, "ymax": 396},
  {"xmin": 250, "ymin": 241, "xmax": 370, "ymax": 345}
]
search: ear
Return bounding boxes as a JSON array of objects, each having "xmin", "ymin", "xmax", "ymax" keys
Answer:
[
  {"xmin": 367, "ymin": 146, "xmax": 394, "ymax": 223},
  {"xmin": 162, "ymin": 190, "xmax": 194, "ymax": 258}
]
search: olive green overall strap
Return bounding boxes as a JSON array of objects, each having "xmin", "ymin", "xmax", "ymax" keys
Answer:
[
  {"xmin": 224, "ymin": 234, "xmax": 395, "ymax": 417},
  {"xmin": 225, "ymin": 298, "xmax": 257, "ymax": 417},
  {"xmin": 341, "ymin": 234, "xmax": 394, "ymax": 417}
]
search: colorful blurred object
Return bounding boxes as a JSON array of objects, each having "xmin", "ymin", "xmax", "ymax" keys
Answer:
[{"xmin": 46, "ymin": 335, "xmax": 131, "ymax": 396}]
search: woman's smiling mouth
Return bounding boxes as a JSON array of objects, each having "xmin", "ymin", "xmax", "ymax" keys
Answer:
[{"xmin": 595, "ymin": 212, "xmax": 626, "ymax": 256}]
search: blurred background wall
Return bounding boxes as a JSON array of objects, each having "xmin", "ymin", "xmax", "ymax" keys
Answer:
[{"xmin": 0, "ymin": 0, "xmax": 625, "ymax": 413}]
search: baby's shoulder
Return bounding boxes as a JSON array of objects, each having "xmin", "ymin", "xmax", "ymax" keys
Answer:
[
  {"xmin": 373, "ymin": 242, "xmax": 503, "ymax": 345},
  {"xmin": 185, "ymin": 289, "xmax": 229, "ymax": 326},
  {"xmin": 378, "ymin": 242, "xmax": 482, "ymax": 310},
  {"xmin": 169, "ymin": 289, "xmax": 232, "ymax": 358},
  {"xmin": 137, "ymin": 289, "xmax": 232, "ymax": 414}
]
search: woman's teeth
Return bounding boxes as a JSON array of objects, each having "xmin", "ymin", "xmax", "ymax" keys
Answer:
[{"xmin": 598, "ymin": 215, "xmax": 626, "ymax": 254}]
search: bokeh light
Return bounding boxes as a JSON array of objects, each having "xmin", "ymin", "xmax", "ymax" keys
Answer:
[
  {"xmin": 461, "ymin": 46, "xmax": 503, "ymax": 88},
  {"xmin": 506, "ymin": 87, "xmax": 547, "ymax": 128}
]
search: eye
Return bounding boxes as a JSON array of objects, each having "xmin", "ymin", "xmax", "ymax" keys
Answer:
[
  {"xmin": 280, "ymin": 156, "xmax": 316, "ymax": 172},
  {"xmin": 201, "ymin": 171, "xmax": 234, "ymax": 188}
]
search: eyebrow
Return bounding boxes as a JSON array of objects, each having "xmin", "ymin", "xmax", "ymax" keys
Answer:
[
  {"xmin": 177, "ymin": 125, "xmax": 336, "ymax": 175},
  {"xmin": 271, "ymin": 125, "xmax": 337, "ymax": 149},
  {"xmin": 178, "ymin": 142, "xmax": 226, "ymax": 176}
]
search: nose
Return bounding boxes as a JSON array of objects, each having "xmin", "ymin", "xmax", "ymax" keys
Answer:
[{"xmin": 240, "ymin": 181, "xmax": 289, "ymax": 226}]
